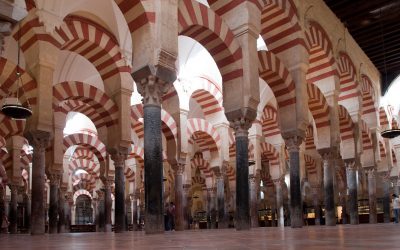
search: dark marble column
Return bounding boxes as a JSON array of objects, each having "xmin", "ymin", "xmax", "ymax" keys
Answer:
[
  {"xmin": 110, "ymin": 150, "xmax": 128, "ymax": 233},
  {"xmin": 231, "ymin": 118, "xmax": 252, "ymax": 230},
  {"xmin": 49, "ymin": 173, "xmax": 61, "ymax": 234},
  {"xmin": 9, "ymin": 184, "xmax": 18, "ymax": 234},
  {"xmin": 284, "ymin": 135, "xmax": 304, "ymax": 228},
  {"xmin": 133, "ymin": 74, "xmax": 172, "ymax": 234},
  {"xmin": 25, "ymin": 131, "xmax": 50, "ymax": 235},
  {"xmin": 215, "ymin": 167, "xmax": 226, "ymax": 229},
  {"xmin": 249, "ymin": 175, "xmax": 258, "ymax": 228},
  {"xmin": 58, "ymin": 187, "xmax": 66, "ymax": 233},
  {"xmin": 382, "ymin": 176, "xmax": 391, "ymax": 223},
  {"xmin": 97, "ymin": 191, "xmax": 105, "ymax": 231},
  {"xmin": 183, "ymin": 184, "xmax": 191, "ymax": 229},
  {"xmin": 173, "ymin": 161, "xmax": 185, "ymax": 231},
  {"xmin": 274, "ymin": 179, "xmax": 284, "ymax": 227},
  {"xmin": 311, "ymin": 186, "xmax": 321, "ymax": 225},
  {"xmin": 367, "ymin": 168, "xmax": 377, "ymax": 224},
  {"xmin": 24, "ymin": 194, "xmax": 31, "ymax": 232},
  {"xmin": 320, "ymin": 150, "xmax": 336, "ymax": 226},
  {"xmin": 345, "ymin": 160, "xmax": 358, "ymax": 224},
  {"xmin": 131, "ymin": 192, "xmax": 138, "ymax": 230},
  {"xmin": 103, "ymin": 182, "xmax": 112, "ymax": 232}
]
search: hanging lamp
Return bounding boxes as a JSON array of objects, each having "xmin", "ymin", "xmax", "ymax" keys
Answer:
[
  {"xmin": 1, "ymin": 23, "xmax": 32, "ymax": 120},
  {"xmin": 377, "ymin": 8, "xmax": 399, "ymax": 139}
]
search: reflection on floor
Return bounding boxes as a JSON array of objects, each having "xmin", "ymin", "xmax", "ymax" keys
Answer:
[{"xmin": 1, "ymin": 224, "xmax": 399, "ymax": 250}]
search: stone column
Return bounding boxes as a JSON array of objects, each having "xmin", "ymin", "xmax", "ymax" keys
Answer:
[
  {"xmin": 49, "ymin": 173, "xmax": 61, "ymax": 234},
  {"xmin": 131, "ymin": 192, "xmax": 138, "ymax": 230},
  {"xmin": 274, "ymin": 179, "xmax": 284, "ymax": 227},
  {"xmin": 249, "ymin": 175, "xmax": 258, "ymax": 228},
  {"xmin": 25, "ymin": 131, "xmax": 50, "ymax": 235},
  {"xmin": 173, "ymin": 161, "xmax": 185, "ymax": 231},
  {"xmin": 134, "ymin": 74, "xmax": 172, "ymax": 234},
  {"xmin": 97, "ymin": 191, "xmax": 105, "ymax": 231},
  {"xmin": 58, "ymin": 187, "xmax": 66, "ymax": 233},
  {"xmin": 231, "ymin": 118, "xmax": 252, "ymax": 230},
  {"xmin": 345, "ymin": 160, "xmax": 358, "ymax": 224},
  {"xmin": 284, "ymin": 135, "xmax": 304, "ymax": 228},
  {"xmin": 367, "ymin": 168, "xmax": 377, "ymax": 224},
  {"xmin": 320, "ymin": 150, "xmax": 336, "ymax": 226},
  {"xmin": 65, "ymin": 192, "xmax": 73, "ymax": 232},
  {"xmin": 9, "ymin": 184, "xmax": 18, "ymax": 234},
  {"xmin": 183, "ymin": 184, "xmax": 191, "ymax": 229},
  {"xmin": 24, "ymin": 194, "xmax": 31, "ymax": 232},
  {"xmin": 311, "ymin": 186, "xmax": 322, "ymax": 225},
  {"xmin": 110, "ymin": 150, "xmax": 128, "ymax": 233},
  {"xmin": 215, "ymin": 168, "xmax": 226, "ymax": 229},
  {"xmin": 103, "ymin": 182, "xmax": 112, "ymax": 232},
  {"xmin": 339, "ymin": 193, "xmax": 347, "ymax": 224},
  {"xmin": 382, "ymin": 176, "xmax": 391, "ymax": 223}
]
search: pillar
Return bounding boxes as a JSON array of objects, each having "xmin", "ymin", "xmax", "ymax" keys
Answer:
[
  {"xmin": 103, "ymin": 182, "xmax": 112, "ymax": 232},
  {"xmin": 97, "ymin": 191, "xmax": 105, "ymax": 231},
  {"xmin": 58, "ymin": 187, "xmax": 66, "ymax": 233},
  {"xmin": 367, "ymin": 168, "xmax": 377, "ymax": 224},
  {"xmin": 8, "ymin": 184, "xmax": 18, "ymax": 234},
  {"xmin": 382, "ymin": 177, "xmax": 391, "ymax": 223},
  {"xmin": 231, "ymin": 118, "xmax": 252, "ymax": 230},
  {"xmin": 339, "ymin": 193, "xmax": 347, "ymax": 224},
  {"xmin": 24, "ymin": 194, "xmax": 31, "ymax": 232},
  {"xmin": 249, "ymin": 175, "xmax": 258, "ymax": 227},
  {"xmin": 183, "ymin": 184, "xmax": 191, "ymax": 229},
  {"xmin": 345, "ymin": 160, "xmax": 358, "ymax": 224},
  {"xmin": 274, "ymin": 179, "xmax": 284, "ymax": 227},
  {"xmin": 133, "ymin": 73, "xmax": 172, "ymax": 234},
  {"xmin": 110, "ymin": 150, "xmax": 127, "ymax": 233},
  {"xmin": 49, "ymin": 173, "xmax": 61, "ymax": 234},
  {"xmin": 215, "ymin": 168, "xmax": 226, "ymax": 229},
  {"xmin": 25, "ymin": 131, "xmax": 50, "ymax": 235},
  {"xmin": 131, "ymin": 192, "xmax": 138, "ymax": 230},
  {"xmin": 173, "ymin": 161, "xmax": 184, "ymax": 231},
  {"xmin": 311, "ymin": 186, "xmax": 322, "ymax": 225},
  {"xmin": 284, "ymin": 135, "xmax": 304, "ymax": 228},
  {"xmin": 320, "ymin": 150, "xmax": 336, "ymax": 226}
]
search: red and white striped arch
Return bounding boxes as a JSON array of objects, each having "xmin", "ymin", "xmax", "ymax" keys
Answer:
[
  {"xmin": 379, "ymin": 107, "xmax": 390, "ymax": 130},
  {"xmin": 68, "ymin": 159, "xmax": 99, "ymax": 178},
  {"xmin": 305, "ymin": 21, "xmax": 337, "ymax": 83},
  {"xmin": 125, "ymin": 167, "xmax": 135, "ymax": 182},
  {"xmin": 130, "ymin": 104, "xmax": 178, "ymax": 142},
  {"xmin": 113, "ymin": 0, "xmax": 154, "ymax": 35},
  {"xmin": 0, "ymin": 57, "xmax": 37, "ymax": 107},
  {"xmin": 379, "ymin": 140, "xmax": 386, "ymax": 160},
  {"xmin": 73, "ymin": 189, "xmax": 92, "ymax": 203},
  {"xmin": 72, "ymin": 146, "xmax": 96, "ymax": 160},
  {"xmin": 392, "ymin": 118, "xmax": 399, "ymax": 129},
  {"xmin": 0, "ymin": 114, "xmax": 24, "ymax": 140},
  {"xmin": 361, "ymin": 75, "xmax": 376, "ymax": 115},
  {"xmin": 307, "ymin": 83, "xmax": 330, "ymax": 128},
  {"xmin": 63, "ymin": 133, "xmax": 107, "ymax": 162},
  {"xmin": 72, "ymin": 172, "xmax": 96, "ymax": 191},
  {"xmin": 53, "ymin": 81, "xmax": 119, "ymax": 128},
  {"xmin": 208, "ymin": 0, "xmax": 263, "ymax": 16},
  {"xmin": 53, "ymin": 15, "xmax": 130, "ymax": 81},
  {"xmin": 191, "ymin": 88, "xmax": 223, "ymax": 117},
  {"xmin": 337, "ymin": 52, "xmax": 358, "ymax": 101},
  {"xmin": 261, "ymin": 104, "xmax": 280, "ymax": 137},
  {"xmin": 260, "ymin": 0, "xmax": 306, "ymax": 54},
  {"xmin": 191, "ymin": 156, "xmax": 213, "ymax": 178},
  {"xmin": 305, "ymin": 125, "xmax": 316, "ymax": 150},
  {"xmin": 258, "ymin": 51, "xmax": 296, "ymax": 108},
  {"xmin": 226, "ymin": 164, "xmax": 235, "ymax": 182},
  {"xmin": 338, "ymin": 105, "xmax": 354, "ymax": 141},
  {"xmin": 187, "ymin": 118, "xmax": 221, "ymax": 152},
  {"xmin": 360, "ymin": 120, "xmax": 372, "ymax": 151},
  {"xmin": 192, "ymin": 175, "xmax": 206, "ymax": 187},
  {"xmin": 128, "ymin": 144, "xmax": 144, "ymax": 166},
  {"xmin": 178, "ymin": 0, "xmax": 243, "ymax": 83},
  {"xmin": 228, "ymin": 128, "xmax": 236, "ymax": 159},
  {"xmin": 259, "ymin": 141, "xmax": 280, "ymax": 168},
  {"xmin": 392, "ymin": 149, "xmax": 397, "ymax": 166},
  {"xmin": 304, "ymin": 154, "xmax": 317, "ymax": 174},
  {"xmin": 248, "ymin": 142, "xmax": 255, "ymax": 160}
]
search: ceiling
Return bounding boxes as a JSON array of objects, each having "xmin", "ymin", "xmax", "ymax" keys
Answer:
[{"xmin": 324, "ymin": 0, "xmax": 400, "ymax": 94}]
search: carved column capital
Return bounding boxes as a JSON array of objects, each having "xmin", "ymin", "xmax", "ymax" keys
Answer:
[
  {"xmin": 230, "ymin": 117, "xmax": 252, "ymax": 137},
  {"xmin": 110, "ymin": 151, "xmax": 128, "ymax": 169},
  {"xmin": 344, "ymin": 159, "xmax": 357, "ymax": 170},
  {"xmin": 49, "ymin": 171, "xmax": 62, "ymax": 186},
  {"xmin": 136, "ymin": 75, "xmax": 172, "ymax": 106},
  {"xmin": 25, "ymin": 131, "xmax": 51, "ymax": 153},
  {"xmin": 283, "ymin": 135, "xmax": 304, "ymax": 152},
  {"xmin": 365, "ymin": 167, "xmax": 376, "ymax": 178}
]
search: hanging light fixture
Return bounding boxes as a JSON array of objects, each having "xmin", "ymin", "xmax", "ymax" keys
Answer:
[
  {"xmin": 378, "ymin": 7, "xmax": 399, "ymax": 139},
  {"xmin": 1, "ymin": 23, "xmax": 32, "ymax": 120}
]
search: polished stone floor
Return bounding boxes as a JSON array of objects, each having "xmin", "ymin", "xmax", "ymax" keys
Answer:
[{"xmin": 1, "ymin": 224, "xmax": 399, "ymax": 250}]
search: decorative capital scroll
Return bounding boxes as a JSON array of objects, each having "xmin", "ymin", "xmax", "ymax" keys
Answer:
[
  {"xmin": 283, "ymin": 135, "xmax": 304, "ymax": 153},
  {"xmin": 136, "ymin": 75, "xmax": 171, "ymax": 106},
  {"xmin": 230, "ymin": 117, "xmax": 252, "ymax": 138},
  {"xmin": 109, "ymin": 147, "xmax": 128, "ymax": 169},
  {"xmin": 25, "ymin": 130, "xmax": 51, "ymax": 153},
  {"xmin": 48, "ymin": 171, "xmax": 62, "ymax": 186}
]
